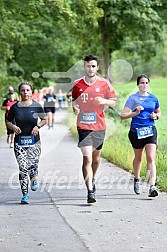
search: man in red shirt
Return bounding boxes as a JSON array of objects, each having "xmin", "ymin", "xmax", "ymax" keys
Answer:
[
  {"xmin": 72, "ymin": 54, "xmax": 116, "ymax": 203},
  {"xmin": 1, "ymin": 91, "xmax": 17, "ymax": 147}
]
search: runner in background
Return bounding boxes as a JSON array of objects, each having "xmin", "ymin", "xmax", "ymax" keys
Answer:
[
  {"xmin": 120, "ymin": 74, "xmax": 161, "ymax": 197},
  {"xmin": 43, "ymin": 86, "xmax": 56, "ymax": 129},
  {"xmin": 32, "ymin": 89, "xmax": 41, "ymax": 102},
  {"xmin": 66, "ymin": 90, "xmax": 72, "ymax": 107},
  {"xmin": 3, "ymin": 85, "xmax": 19, "ymax": 101},
  {"xmin": 57, "ymin": 89, "xmax": 64, "ymax": 111},
  {"xmin": 72, "ymin": 54, "xmax": 116, "ymax": 204},
  {"xmin": 1, "ymin": 91, "xmax": 17, "ymax": 148}
]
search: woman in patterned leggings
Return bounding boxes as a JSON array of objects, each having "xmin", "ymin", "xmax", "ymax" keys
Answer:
[{"xmin": 6, "ymin": 82, "xmax": 47, "ymax": 204}]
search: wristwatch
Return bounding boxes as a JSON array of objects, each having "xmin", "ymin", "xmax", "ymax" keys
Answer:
[{"xmin": 37, "ymin": 125, "xmax": 41, "ymax": 129}]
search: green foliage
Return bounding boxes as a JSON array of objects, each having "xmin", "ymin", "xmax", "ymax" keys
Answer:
[
  {"xmin": 0, "ymin": 0, "xmax": 167, "ymax": 91},
  {"xmin": 0, "ymin": 0, "xmax": 82, "ymax": 89},
  {"xmin": 95, "ymin": 0, "xmax": 167, "ymax": 75},
  {"xmin": 0, "ymin": 108, "xmax": 6, "ymax": 137}
]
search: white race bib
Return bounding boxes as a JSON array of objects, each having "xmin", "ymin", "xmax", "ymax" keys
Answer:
[
  {"xmin": 137, "ymin": 126, "xmax": 153, "ymax": 139},
  {"xmin": 80, "ymin": 112, "xmax": 96, "ymax": 124}
]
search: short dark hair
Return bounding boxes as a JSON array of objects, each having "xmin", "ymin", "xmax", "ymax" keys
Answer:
[
  {"xmin": 137, "ymin": 74, "xmax": 150, "ymax": 85},
  {"xmin": 84, "ymin": 54, "xmax": 100, "ymax": 65},
  {"xmin": 18, "ymin": 82, "xmax": 33, "ymax": 93}
]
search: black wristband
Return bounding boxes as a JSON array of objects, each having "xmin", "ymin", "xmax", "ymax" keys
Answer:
[
  {"xmin": 37, "ymin": 125, "xmax": 41, "ymax": 129},
  {"xmin": 156, "ymin": 115, "xmax": 159, "ymax": 120}
]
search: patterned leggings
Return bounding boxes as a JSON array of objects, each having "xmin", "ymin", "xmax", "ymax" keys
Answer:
[{"xmin": 14, "ymin": 142, "xmax": 41, "ymax": 195}]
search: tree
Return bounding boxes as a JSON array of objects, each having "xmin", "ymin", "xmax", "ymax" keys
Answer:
[
  {"xmin": 0, "ymin": 0, "xmax": 82, "ymax": 88},
  {"xmin": 96, "ymin": 0, "xmax": 167, "ymax": 77},
  {"xmin": 1, "ymin": 0, "xmax": 167, "ymax": 90}
]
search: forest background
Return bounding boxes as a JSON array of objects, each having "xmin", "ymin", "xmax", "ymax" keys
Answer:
[{"xmin": 0, "ymin": 0, "xmax": 167, "ymax": 190}]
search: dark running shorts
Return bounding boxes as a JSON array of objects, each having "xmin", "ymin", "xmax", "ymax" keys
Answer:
[
  {"xmin": 7, "ymin": 127, "xmax": 14, "ymax": 135},
  {"xmin": 128, "ymin": 127, "xmax": 157, "ymax": 149},
  {"xmin": 78, "ymin": 129, "xmax": 106, "ymax": 150},
  {"xmin": 44, "ymin": 107, "xmax": 56, "ymax": 114}
]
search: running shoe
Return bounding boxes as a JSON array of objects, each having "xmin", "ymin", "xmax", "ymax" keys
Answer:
[
  {"xmin": 92, "ymin": 178, "xmax": 96, "ymax": 193},
  {"xmin": 134, "ymin": 179, "xmax": 141, "ymax": 195},
  {"xmin": 87, "ymin": 190, "xmax": 96, "ymax": 204},
  {"xmin": 10, "ymin": 143, "xmax": 14, "ymax": 148},
  {"xmin": 148, "ymin": 185, "xmax": 158, "ymax": 197},
  {"xmin": 31, "ymin": 179, "xmax": 38, "ymax": 191},
  {"xmin": 7, "ymin": 136, "xmax": 9, "ymax": 144},
  {"xmin": 21, "ymin": 194, "xmax": 29, "ymax": 204}
]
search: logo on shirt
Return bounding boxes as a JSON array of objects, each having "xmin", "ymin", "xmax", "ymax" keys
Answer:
[
  {"xmin": 81, "ymin": 93, "xmax": 88, "ymax": 103},
  {"xmin": 79, "ymin": 88, "xmax": 83, "ymax": 92},
  {"xmin": 95, "ymin": 87, "xmax": 100, "ymax": 92}
]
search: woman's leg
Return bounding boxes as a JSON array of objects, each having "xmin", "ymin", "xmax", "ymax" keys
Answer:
[
  {"xmin": 133, "ymin": 148, "xmax": 144, "ymax": 179},
  {"xmin": 14, "ymin": 144, "xmax": 29, "ymax": 195},
  {"xmin": 47, "ymin": 112, "xmax": 52, "ymax": 127},
  {"xmin": 28, "ymin": 142, "xmax": 41, "ymax": 182},
  {"xmin": 52, "ymin": 112, "xmax": 55, "ymax": 127},
  {"xmin": 145, "ymin": 143, "xmax": 157, "ymax": 186},
  {"xmin": 133, "ymin": 148, "xmax": 144, "ymax": 194}
]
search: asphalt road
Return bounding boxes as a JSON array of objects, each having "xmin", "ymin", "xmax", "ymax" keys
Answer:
[{"xmin": 0, "ymin": 110, "xmax": 167, "ymax": 252}]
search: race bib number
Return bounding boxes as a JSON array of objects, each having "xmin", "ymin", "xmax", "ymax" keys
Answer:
[
  {"xmin": 48, "ymin": 97, "xmax": 53, "ymax": 102},
  {"xmin": 80, "ymin": 112, "xmax": 96, "ymax": 124},
  {"xmin": 137, "ymin": 126, "xmax": 153, "ymax": 139},
  {"xmin": 18, "ymin": 136, "xmax": 35, "ymax": 147}
]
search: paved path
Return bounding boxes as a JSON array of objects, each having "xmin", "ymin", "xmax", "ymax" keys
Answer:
[{"xmin": 0, "ymin": 110, "xmax": 167, "ymax": 252}]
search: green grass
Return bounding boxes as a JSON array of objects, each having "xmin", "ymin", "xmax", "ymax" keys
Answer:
[{"xmin": 0, "ymin": 110, "xmax": 6, "ymax": 137}]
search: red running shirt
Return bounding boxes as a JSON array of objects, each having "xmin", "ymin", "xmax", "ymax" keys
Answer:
[{"xmin": 72, "ymin": 76, "xmax": 116, "ymax": 130}]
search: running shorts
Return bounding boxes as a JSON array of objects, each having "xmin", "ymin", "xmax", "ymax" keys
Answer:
[
  {"xmin": 44, "ymin": 107, "xmax": 56, "ymax": 114},
  {"xmin": 128, "ymin": 127, "xmax": 157, "ymax": 149},
  {"xmin": 78, "ymin": 129, "xmax": 105, "ymax": 150}
]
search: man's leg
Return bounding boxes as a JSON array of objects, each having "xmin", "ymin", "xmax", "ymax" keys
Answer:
[
  {"xmin": 81, "ymin": 146, "xmax": 96, "ymax": 203},
  {"xmin": 92, "ymin": 149, "xmax": 101, "ymax": 192},
  {"xmin": 81, "ymin": 146, "xmax": 93, "ymax": 191},
  {"xmin": 92, "ymin": 149, "xmax": 101, "ymax": 177}
]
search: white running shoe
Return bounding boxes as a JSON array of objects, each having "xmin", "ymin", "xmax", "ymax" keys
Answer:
[{"xmin": 148, "ymin": 185, "xmax": 158, "ymax": 197}]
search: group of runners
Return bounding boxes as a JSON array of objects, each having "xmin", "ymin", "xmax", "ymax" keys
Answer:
[{"xmin": 3, "ymin": 54, "xmax": 161, "ymax": 204}]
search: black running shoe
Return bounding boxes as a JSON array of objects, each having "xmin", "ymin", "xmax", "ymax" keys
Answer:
[
  {"xmin": 134, "ymin": 179, "xmax": 140, "ymax": 195},
  {"xmin": 148, "ymin": 185, "xmax": 158, "ymax": 197},
  {"xmin": 87, "ymin": 190, "xmax": 96, "ymax": 204},
  {"xmin": 7, "ymin": 136, "xmax": 9, "ymax": 144}
]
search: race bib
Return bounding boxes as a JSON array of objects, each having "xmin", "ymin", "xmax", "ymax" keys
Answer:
[
  {"xmin": 137, "ymin": 126, "xmax": 153, "ymax": 139},
  {"xmin": 18, "ymin": 136, "xmax": 35, "ymax": 147},
  {"xmin": 48, "ymin": 97, "xmax": 53, "ymax": 102},
  {"xmin": 80, "ymin": 112, "xmax": 96, "ymax": 124}
]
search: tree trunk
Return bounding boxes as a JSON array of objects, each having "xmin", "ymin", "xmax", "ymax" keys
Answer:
[
  {"xmin": 102, "ymin": 47, "xmax": 111, "ymax": 78},
  {"xmin": 99, "ymin": 15, "xmax": 112, "ymax": 79}
]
